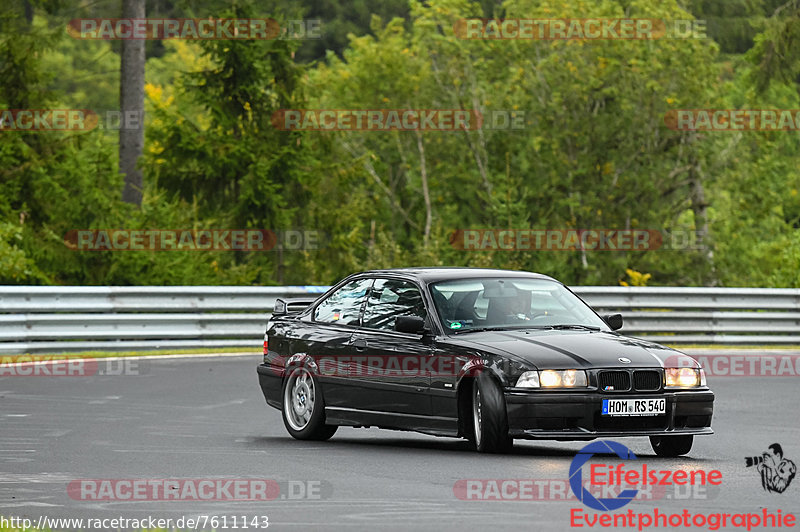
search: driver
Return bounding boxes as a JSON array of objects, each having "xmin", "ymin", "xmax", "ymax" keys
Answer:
[{"xmin": 486, "ymin": 296, "xmax": 530, "ymax": 325}]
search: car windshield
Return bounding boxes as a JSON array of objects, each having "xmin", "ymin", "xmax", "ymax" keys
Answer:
[{"xmin": 429, "ymin": 277, "xmax": 608, "ymax": 333}]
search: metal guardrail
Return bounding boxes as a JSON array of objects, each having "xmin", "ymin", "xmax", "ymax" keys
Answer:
[
  {"xmin": 0, "ymin": 286, "xmax": 797, "ymax": 353},
  {"xmin": 574, "ymin": 287, "xmax": 800, "ymax": 345},
  {"xmin": 0, "ymin": 286, "xmax": 327, "ymax": 313}
]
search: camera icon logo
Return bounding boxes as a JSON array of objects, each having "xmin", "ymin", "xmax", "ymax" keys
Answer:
[{"xmin": 745, "ymin": 443, "xmax": 796, "ymax": 494}]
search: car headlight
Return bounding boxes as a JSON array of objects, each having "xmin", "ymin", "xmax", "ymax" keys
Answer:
[
  {"xmin": 516, "ymin": 371, "xmax": 540, "ymax": 388},
  {"xmin": 665, "ymin": 367, "xmax": 704, "ymax": 388},
  {"xmin": 516, "ymin": 370, "xmax": 587, "ymax": 388}
]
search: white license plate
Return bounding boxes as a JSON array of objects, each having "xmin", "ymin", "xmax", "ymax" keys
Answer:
[{"xmin": 602, "ymin": 398, "xmax": 665, "ymax": 417}]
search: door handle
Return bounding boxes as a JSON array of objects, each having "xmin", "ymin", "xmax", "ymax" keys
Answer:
[{"xmin": 352, "ymin": 339, "xmax": 367, "ymax": 351}]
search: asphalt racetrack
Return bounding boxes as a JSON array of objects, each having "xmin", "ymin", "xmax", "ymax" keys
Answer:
[{"xmin": 1, "ymin": 352, "xmax": 799, "ymax": 530}]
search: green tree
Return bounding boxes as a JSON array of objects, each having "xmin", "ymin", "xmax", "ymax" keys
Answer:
[{"xmin": 143, "ymin": 4, "xmax": 312, "ymax": 284}]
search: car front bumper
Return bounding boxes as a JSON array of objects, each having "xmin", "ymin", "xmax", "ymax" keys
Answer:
[{"xmin": 505, "ymin": 389, "xmax": 714, "ymax": 439}]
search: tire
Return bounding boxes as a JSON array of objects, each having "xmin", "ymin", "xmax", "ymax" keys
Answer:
[
  {"xmin": 282, "ymin": 366, "xmax": 337, "ymax": 441},
  {"xmin": 470, "ymin": 373, "xmax": 513, "ymax": 453},
  {"xmin": 650, "ymin": 435, "xmax": 693, "ymax": 457}
]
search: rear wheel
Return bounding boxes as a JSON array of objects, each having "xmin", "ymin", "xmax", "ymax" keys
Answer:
[
  {"xmin": 282, "ymin": 366, "xmax": 337, "ymax": 441},
  {"xmin": 650, "ymin": 435, "xmax": 693, "ymax": 457},
  {"xmin": 470, "ymin": 373, "xmax": 513, "ymax": 453}
]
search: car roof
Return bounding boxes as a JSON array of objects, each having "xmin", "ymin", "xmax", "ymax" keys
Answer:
[{"xmin": 353, "ymin": 267, "xmax": 558, "ymax": 284}]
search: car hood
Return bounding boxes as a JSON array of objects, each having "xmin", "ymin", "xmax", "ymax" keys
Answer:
[{"xmin": 457, "ymin": 329, "xmax": 699, "ymax": 370}]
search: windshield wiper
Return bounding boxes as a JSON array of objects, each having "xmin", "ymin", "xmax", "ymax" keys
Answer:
[
  {"xmin": 452, "ymin": 326, "xmax": 510, "ymax": 334},
  {"xmin": 549, "ymin": 324, "xmax": 602, "ymax": 331},
  {"xmin": 452, "ymin": 325, "xmax": 554, "ymax": 334}
]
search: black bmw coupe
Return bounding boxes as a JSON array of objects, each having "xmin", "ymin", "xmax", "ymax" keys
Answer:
[{"xmin": 257, "ymin": 268, "xmax": 713, "ymax": 455}]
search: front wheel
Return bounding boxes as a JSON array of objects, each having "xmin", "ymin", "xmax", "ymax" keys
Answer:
[
  {"xmin": 470, "ymin": 373, "xmax": 513, "ymax": 453},
  {"xmin": 282, "ymin": 366, "xmax": 337, "ymax": 441},
  {"xmin": 650, "ymin": 435, "xmax": 693, "ymax": 457}
]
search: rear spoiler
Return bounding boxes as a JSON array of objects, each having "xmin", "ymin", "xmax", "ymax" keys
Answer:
[{"xmin": 272, "ymin": 297, "xmax": 318, "ymax": 316}]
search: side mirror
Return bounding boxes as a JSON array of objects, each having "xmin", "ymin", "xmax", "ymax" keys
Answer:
[
  {"xmin": 603, "ymin": 314, "xmax": 623, "ymax": 331},
  {"xmin": 395, "ymin": 315, "xmax": 427, "ymax": 334}
]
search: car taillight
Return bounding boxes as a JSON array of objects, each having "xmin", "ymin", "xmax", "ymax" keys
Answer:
[{"xmin": 263, "ymin": 335, "xmax": 268, "ymax": 355}]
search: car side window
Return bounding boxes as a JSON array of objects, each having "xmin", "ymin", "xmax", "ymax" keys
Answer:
[
  {"xmin": 362, "ymin": 279, "xmax": 426, "ymax": 331},
  {"xmin": 313, "ymin": 278, "xmax": 373, "ymax": 325}
]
